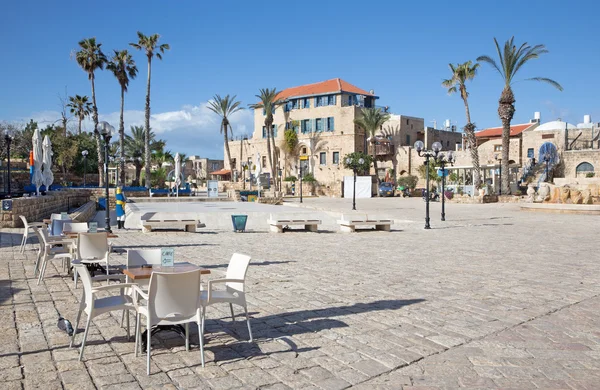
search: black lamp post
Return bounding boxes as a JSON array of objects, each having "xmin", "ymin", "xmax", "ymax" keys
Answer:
[
  {"xmin": 437, "ymin": 151, "xmax": 454, "ymax": 221},
  {"xmin": 494, "ymin": 154, "xmax": 502, "ymax": 195},
  {"xmin": 345, "ymin": 156, "xmax": 365, "ymax": 210},
  {"xmin": 82, "ymin": 150, "xmax": 88, "ymax": 187},
  {"xmin": 99, "ymin": 121, "xmax": 114, "ymax": 232},
  {"xmin": 4, "ymin": 129, "xmax": 13, "ymax": 197},
  {"xmin": 241, "ymin": 162, "xmax": 247, "ymax": 190},
  {"xmin": 414, "ymin": 140, "xmax": 442, "ymax": 229},
  {"xmin": 298, "ymin": 165, "xmax": 303, "ymax": 203},
  {"xmin": 543, "ymin": 153, "xmax": 551, "ymax": 182}
]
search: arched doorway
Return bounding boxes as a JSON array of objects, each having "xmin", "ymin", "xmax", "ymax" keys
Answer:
[{"xmin": 576, "ymin": 162, "xmax": 594, "ymax": 178}]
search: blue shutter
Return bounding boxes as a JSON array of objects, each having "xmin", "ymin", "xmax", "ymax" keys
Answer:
[
  {"xmin": 314, "ymin": 97, "xmax": 318, "ymax": 107},
  {"xmin": 333, "ymin": 95, "xmax": 336, "ymax": 105}
]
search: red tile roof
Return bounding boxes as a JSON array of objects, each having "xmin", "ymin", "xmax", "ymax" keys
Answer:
[
  {"xmin": 275, "ymin": 78, "xmax": 375, "ymax": 100},
  {"xmin": 475, "ymin": 123, "xmax": 535, "ymax": 138}
]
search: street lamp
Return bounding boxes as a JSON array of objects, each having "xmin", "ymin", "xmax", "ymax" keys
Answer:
[
  {"xmin": 345, "ymin": 156, "xmax": 365, "ymax": 211},
  {"xmin": 241, "ymin": 162, "xmax": 247, "ymax": 190},
  {"xmin": 414, "ymin": 140, "xmax": 442, "ymax": 229},
  {"xmin": 494, "ymin": 154, "xmax": 502, "ymax": 195},
  {"xmin": 99, "ymin": 121, "xmax": 115, "ymax": 232},
  {"xmin": 81, "ymin": 150, "xmax": 88, "ymax": 187},
  {"xmin": 298, "ymin": 165, "xmax": 304, "ymax": 203},
  {"xmin": 543, "ymin": 153, "xmax": 551, "ymax": 182},
  {"xmin": 437, "ymin": 151, "xmax": 454, "ymax": 221},
  {"xmin": 4, "ymin": 129, "xmax": 14, "ymax": 197}
]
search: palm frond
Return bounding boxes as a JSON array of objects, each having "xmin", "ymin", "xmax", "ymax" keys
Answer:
[{"xmin": 526, "ymin": 77, "xmax": 563, "ymax": 91}]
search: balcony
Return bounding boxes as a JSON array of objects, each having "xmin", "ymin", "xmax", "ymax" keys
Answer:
[{"xmin": 368, "ymin": 138, "xmax": 395, "ymax": 157}]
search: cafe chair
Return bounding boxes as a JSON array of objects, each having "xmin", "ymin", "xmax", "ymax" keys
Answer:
[
  {"xmin": 70, "ymin": 263, "xmax": 137, "ymax": 361},
  {"xmin": 74, "ymin": 233, "xmax": 111, "ymax": 287},
  {"xmin": 134, "ymin": 269, "xmax": 204, "ymax": 374},
  {"xmin": 50, "ymin": 217, "xmax": 73, "ymax": 237},
  {"xmin": 200, "ymin": 253, "xmax": 253, "ymax": 343},
  {"xmin": 33, "ymin": 226, "xmax": 73, "ymax": 285},
  {"xmin": 19, "ymin": 215, "xmax": 44, "ymax": 253}
]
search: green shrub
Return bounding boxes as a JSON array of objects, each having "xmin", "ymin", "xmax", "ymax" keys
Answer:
[
  {"xmin": 301, "ymin": 172, "xmax": 317, "ymax": 183},
  {"xmin": 397, "ymin": 175, "xmax": 418, "ymax": 189},
  {"xmin": 586, "ymin": 172, "xmax": 595, "ymax": 178},
  {"xmin": 284, "ymin": 176, "xmax": 297, "ymax": 182}
]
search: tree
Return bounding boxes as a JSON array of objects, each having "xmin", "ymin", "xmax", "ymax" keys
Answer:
[
  {"xmin": 342, "ymin": 152, "xmax": 373, "ymax": 175},
  {"xmin": 75, "ymin": 37, "xmax": 107, "ymax": 186},
  {"xmin": 67, "ymin": 95, "xmax": 92, "ymax": 135},
  {"xmin": 477, "ymin": 37, "xmax": 562, "ymax": 193},
  {"xmin": 353, "ymin": 107, "xmax": 391, "ymax": 193},
  {"xmin": 207, "ymin": 94, "xmax": 243, "ymax": 181},
  {"xmin": 58, "ymin": 89, "xmax": 70, "ymax": 136},
  {"xmin": 107, "ymin": 49, "xmax": 138, "ymax": 186},
  {"xmin": 418, "ymin": 159, "xmax": 441, "ymax": 190},
  {"xmin": 249, "ymin": 88, "xmax": 282, "ymax": 190},
  {"xmin": 442, "ymin": 61, "xmax": 482, "ymax": 188},
  {"xmin": 307, "ymin": 131, "xmax": 327, "ymax": 175},
  {"xmin": 130, "ymin": 32, "xmax": 170, "ymax": 189},
  {"xmin": 124, "ymin": 125, "xmax": 163, "ymax": 186},
  {"xmin": 281, "ymin": 126, "xmax": 300, "ymax": 175}
]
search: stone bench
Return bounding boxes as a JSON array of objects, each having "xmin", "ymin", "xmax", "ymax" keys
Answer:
[
  {"xmin": 337, "ymin": 214, "xmax": 393, "ymax": 233},
  {"xmin": 267, "ymin": 213, "xmax": 321, "ymax": 233},
  {"xmin": 140, "ymin": 212, "xmax": 206, "ymax": 233}
]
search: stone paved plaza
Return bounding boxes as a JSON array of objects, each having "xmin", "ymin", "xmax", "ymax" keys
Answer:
[{"xmin": 1, "ymin": 197, "xmax": 600, "ymax": 389}]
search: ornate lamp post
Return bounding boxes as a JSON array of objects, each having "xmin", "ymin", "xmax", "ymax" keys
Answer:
[
  {"xmin": 99, "ymin": 121, "xmax": 115, "ymax": 232},
  {"xmin": 345, "ymin": 156, "xmax": 365, "ymax": 211},
  {"xmin": 4, "ymin": 129, "xmax": 14, "ymax": 197},
  {"xmin": 437, "ymin": 151, "xmax": 454, "ymax": 221},
  {"xmin": 414, "ymin": 140, "xmax": 442, "ymax": 229},
  {"xmin": 494, "ymin": 154, "xmax": 502, "ymax": 195},
  {"xmin": 543, "ymin": 153, "xmax": 551, "ymax": 182},
  {"xmin": 298, "ymin": 165, "xmax": 304, "ymax": 203},
  {"xmin": 82, "ymin": 150, "xmax": 88, "ymax": 187},
  {"xmin": 241, "ymin": 162, "xmax": 247, "ymax": 190}
]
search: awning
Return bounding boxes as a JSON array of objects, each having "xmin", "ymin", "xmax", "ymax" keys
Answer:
[{"xmin": 210, "ymin": 169, "xmax": 231, "ymax": 176}]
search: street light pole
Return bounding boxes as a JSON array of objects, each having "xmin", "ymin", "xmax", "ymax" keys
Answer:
[
  {"xmin": 437, "ymin": 152, "xmax": 454, "ymax": 221},
  {"xmin": 415, "ymin": 140, "xmax": 442, "ymax": 229},
  {"xmin": 299, "ymin": 165, "xmax": 303, "ymax": 203},
  {"xmin": 5, "ymin": 130, "xmax": 13, "ymax": 197},
  {"xmin": 345, "ymin": 156, "xmax": 364, "ymax": 211},
  {"xmin": 99, "ymin": 122, "xmax": 114, "ymax": 233},
  {"xmin": 82, "ymin": 150, "xmax": 88, "ymax": 187},
  {"xmin": 495, "ymin": 155, "xmax": 502, "ymax": 195}
]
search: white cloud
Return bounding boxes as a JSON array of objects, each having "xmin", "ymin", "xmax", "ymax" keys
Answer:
[{"xmin": 21, "ymin": 102, "xmax": 255, "ymax": 159}]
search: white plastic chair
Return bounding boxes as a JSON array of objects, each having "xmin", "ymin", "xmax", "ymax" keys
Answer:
[
  {"xmin": 200, "ymin": 253, "xmax": 253, "ymax": 342},
  {"xmin": 33, "ymin": 226, "xmax": 73, "ymax": 285},
  {"xmin": 134, "ymin": 269, "xmax": 204, "ymax": 374},
  {"xmin": 63, "ymin": 222, "xmax": 89, "ymax": 233},
  {"xmin": 70, "ymin": 263, "xmax": 136, "ymax": 361},
  {"xmin": 19, "ymin": 215, "xmax": 45, "ymax": 253},
  {"xmin": 74, "ymin": 233, "xmax": 111, "ymax": 287}
]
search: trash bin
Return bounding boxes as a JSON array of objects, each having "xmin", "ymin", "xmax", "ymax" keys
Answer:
[
  {"xmin": 231, "ymin": 215, "xmax": 248, "ymax": 232},
  {"xmin": 98, "ymin": 197, "xmax": 106, "ymax": 210}
]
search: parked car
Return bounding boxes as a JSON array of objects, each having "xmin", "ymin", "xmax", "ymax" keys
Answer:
[{"xmin": 378, "ymin": 182, "xmax": 395, "ymax": 197}]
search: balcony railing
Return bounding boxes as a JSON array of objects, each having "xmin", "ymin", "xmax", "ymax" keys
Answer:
[{"xmin": 368, "ymin": 142, "xmax": 395, "ymax": 156}]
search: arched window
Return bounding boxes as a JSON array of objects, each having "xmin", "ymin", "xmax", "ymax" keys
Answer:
[{"xmin": 576, "ymin": 162, "xmax": 594, "ymax": 177}]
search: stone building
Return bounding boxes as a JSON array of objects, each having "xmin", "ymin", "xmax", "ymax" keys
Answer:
[{"xmin": 184, "ymin": 156, "xmax": 224, "ymax": 182}]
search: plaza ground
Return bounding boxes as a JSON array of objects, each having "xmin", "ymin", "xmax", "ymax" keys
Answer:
[{"xmin": 1, "ymin": 197, "xmax": 599, "ymax": 389}]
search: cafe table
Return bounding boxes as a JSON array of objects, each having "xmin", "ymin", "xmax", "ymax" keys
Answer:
[
  {"xmin": 64, "ymin": 231, "xmax": 119, "ymax": 238},
  {"xmin": 121, "ymin": 263, "xmax": 210, "ymax": 349}
]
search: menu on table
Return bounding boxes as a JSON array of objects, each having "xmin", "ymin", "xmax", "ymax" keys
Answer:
[{"xmin": 161, "ymin": 248, "xmax": 175, "ymax": 267}]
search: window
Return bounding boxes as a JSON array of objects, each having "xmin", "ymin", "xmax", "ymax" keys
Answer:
[
  {"xmin": 576, "ymin": 162, "xmax": 594, "ymax": 177},
  {"xmin": 262, "ymin": 156, "xmax": 267, "ymax": 168},
  {"xmin": 272, "ymin": 124, "xmax": 277, "ymax": 138},
  {"xmin": 447, "ymin": 140, "xmax": 450, "ymax": 147},
  {"xmin": 315, "ymin": 118, "xmax": 323, "ymax": 132},
  {"xmin": 328, "ymin": 95, "xmax": 336, "ymax": 105},
  {"xmin": 301, "ymin": 147, "xmax": 307, "ymax": 155},
  {"xmin": 262, "ymin": 126, "xmax": 267, "ymax": 139},
  {"xmin": 326, "ymin": 117, "xmax": 334, "ymax": 131},
  {"xmin": 301, "ymin": 119, "xmax": 311, "ymax": 133},
  {"xmin": 494, "ymin": 145, "xmax": 502, "ymax": 152},
  {"xmin": 527, "ymin": 148, "xmax": 534, "ymax": 158},
  {"xmin": 319, "ymin": 152, "xmax": 326, "ymax": 165},
  {"xmin": 332, "ymin": 152, "xmax": 340, "ymax": 165},
  {"xmin": 211, "ymin": 162, "xmax": 219, "ymax": 171},
  {"xmin": 405, "ymin": 134, "xmax": 410, "ymax": 145},
  {"xmin": 303, "ymin": 98, "xmax": 310, "ymax": 109},
  {"xmin": 231, "ymin": 158, "xmax": 236, "ymax": 167},
  {"xmin": 406, "ymin": 119, "xmax": 409, "ymax": 125},
  {"xmin": 292, "ymin": 99, "xmax": 298, "ymax": 109}
]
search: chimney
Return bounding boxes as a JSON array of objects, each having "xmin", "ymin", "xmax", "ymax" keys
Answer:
[
  {"xmin": 531, "ymin": 111, "xmax": 541, "ymax": 123},
  {"xmin": 584, "ymin": 114, "xmax": 591, "ymax": 124}
]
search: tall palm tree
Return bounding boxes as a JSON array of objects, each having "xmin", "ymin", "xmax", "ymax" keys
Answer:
[
  {"xmin": 107, "ymin": 50, "xmax": 138, "ymax": 186},
  {"xmin": 249, "ymin": 88, "xmax": 281, "ymax": 190},
  {"xmin": 75, "ymin": 37, "xmax": 107, "ymax": 186},
  {"xmin": 67, "ymin": 95, "xmax": 92, "ymax": 135},
  {"xmin": 124, "ymin": 125, "xmax": 164, "ymax": 186},
  {"xmin": 442, "ymin": 61, "xmax": 481, "ymax": 188},
  {"xmin": 477, "ymin": 37, "xmax": 562, "ymax": 194},
  {"xmin": 130, "ymin": 32, "xmax": 170, "ymax": 188},
  {"xmin": 207, "ymin": 95, "xmax": 243, "ymax": 181},
  {"xmin": 307, "ymin": 131, "xmax": 327, "ymax": 175},
  {"xmin": 354, "ymin": 107, "xmax": 391, "ymax": 192}
]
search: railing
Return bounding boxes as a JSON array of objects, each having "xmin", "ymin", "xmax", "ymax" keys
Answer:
[{"xmin": 368, "ymin": 143, "xmax": 395, "ymax": 156}]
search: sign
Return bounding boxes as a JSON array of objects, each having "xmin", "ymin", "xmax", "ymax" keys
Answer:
[
  {"xmin": 207, "ymin": 180, "xmax": 219, "ymax": 198},
  {"xmin": 161, "ymin": 248, "xmax": 175, "ymax": 267},
  {"xmin": 1, "ymin": 200, "xmax": 12, "ymax": 211},
  {"xmin": 299, "ymin": 156, "xmax": 309, "ymax": 161},
  {"xmin": 61, "ymin": 212, "xmax": 68, "ymax": 220},
  {"xmin": 437, "ymin": 168, "xmax": 449, "ymax": 177},
  {"xmin": 88, "ymin": 222, "xmax": 97, "ymax": 233}
]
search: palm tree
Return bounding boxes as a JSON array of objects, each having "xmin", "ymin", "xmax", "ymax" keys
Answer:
[
  {"xmin": 442, "ymin": 61, "xmax": 481, "ymax": 188},
  {"xmin": 477, "ymin": 37, "xmax": 562, "ymax": 194},
  {"xmin": 130, "ymin": 32, "xmax": 170, "ymax": 188},
  {"xmin": 354, "ymin": 107, "xmax": 391, "ymax": 192},
  {"xmin": 207, "ymin": 94, "xmax": 243, "ymax": 181},
  {"xmin": 307, "ymin": 131, "xmax": 327, "ymax": 175},
  {"xmin": 107, "ymin": 50, "xmax": 138, "ymax": 186},
  {"xmin": 75, "ymin": 37, "xmax": 107, "ymax": 186},
  {"xmin": 124, "ymin": 125, "xmax": 163, "ymax": 186},
  {"xmin": 67, "ymin": 95, "xmax": 92, "ymax": 135},
  {"xmin": 249, "ymin": 88, "xmax": 282, "ymax": 190}
]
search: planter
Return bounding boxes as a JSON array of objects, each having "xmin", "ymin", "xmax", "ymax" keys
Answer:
[{"xmin": 231, "ymin": 215, "xmax": 248, "ymax": 232}]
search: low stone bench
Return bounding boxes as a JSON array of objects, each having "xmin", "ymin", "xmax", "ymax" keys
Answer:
[
  {"xmin": 140, "ymin": 212, "xmax": 206, "ymax": 233},
  {"xmin": 337, "ymin": 214, "xmax": 393, "ymax": 233},
  {"xmin": 267, "ymin": 213, "xmax": 321, "ymax": 233}
]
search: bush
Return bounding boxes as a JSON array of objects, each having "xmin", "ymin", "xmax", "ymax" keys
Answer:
[
  {"xmin": 586, "ymin": 172, "xmax": 595, "ymax": 178},
  {"xmin": 397, "ymin": 175, "xmax": 418, "ymax": 189},
  {"xmin": 301, "ymin": 173, "xmax": 317, "ymax": 183},
  {"xmin": 284, "ymin": 176, "xmax": 297, "ymax": 182}
]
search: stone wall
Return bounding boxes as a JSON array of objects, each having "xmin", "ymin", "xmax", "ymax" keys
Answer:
[{"xmin": 69, "ymin": 201, "xmax": 97, "ymax": 222}]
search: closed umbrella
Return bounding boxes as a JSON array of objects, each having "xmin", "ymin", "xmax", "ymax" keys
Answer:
[
  {"xmin": 42, "ymin": 135, "xmax": 54, "ymax": 191},
  {"xmin": 174, "ymin": 152, "xmax": 181, "ymax": 197},
  {"xmin": 32, "ymin": 129, "xmax": 44, "ymax": 195},
  {"xmin": 254, "ymin": 152, "xmax": 262, "ymax": 190}
]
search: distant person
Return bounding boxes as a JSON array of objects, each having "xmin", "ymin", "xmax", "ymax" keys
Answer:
[{"xmin": 115, "ymin": 187, "xmax": 127, "ymax": 229}]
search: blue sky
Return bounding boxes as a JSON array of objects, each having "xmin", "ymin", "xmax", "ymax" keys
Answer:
[{"xmin": 1, "ymin": 0, "xmax": 598, "ymax": 158}]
